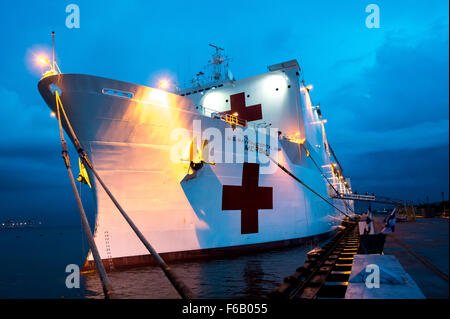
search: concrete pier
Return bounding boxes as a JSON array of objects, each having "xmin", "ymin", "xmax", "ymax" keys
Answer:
[
  {"xmin": 374, "ymin": 216, "xmax": 449, "ymax": 298},
  {"xmin": 345, "ymin": 254, "xmax": 425, "ymax": 299}
]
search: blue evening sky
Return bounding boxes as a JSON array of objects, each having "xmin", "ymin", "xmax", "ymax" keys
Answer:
[{"xmin": 0, "ymin": 1, "xmax": 448, "ymax": 224}]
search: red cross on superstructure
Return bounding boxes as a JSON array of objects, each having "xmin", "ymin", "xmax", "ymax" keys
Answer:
[
  {"xmin": 222, "ymin": 163, "xmax": 273, "ymax": 234},
  {"xmin": 220, "ymin": 92, "xmax": 263, "ymax": 122}
]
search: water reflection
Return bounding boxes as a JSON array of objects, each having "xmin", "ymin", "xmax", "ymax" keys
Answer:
[
  {"xmin": 83, "ymin": 240, "xmax": 325, "ymax": 299},
  {"xmin": 0, "ymin": 223, "xmax": 325, "ymax": 299}
]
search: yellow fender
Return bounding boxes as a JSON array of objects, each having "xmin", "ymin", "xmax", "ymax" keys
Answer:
[{"xmin": 77, "ymin": 158, "xmax": 92, "ymax": 188}]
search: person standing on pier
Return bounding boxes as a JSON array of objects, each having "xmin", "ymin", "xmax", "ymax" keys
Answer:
[
  {"xmin": 381, "ymin": 207, "xmax": 397, "ymax": 234},
  {"xmin": 364, "ymin": 205, "xmax": 375, "ymax": 235}
]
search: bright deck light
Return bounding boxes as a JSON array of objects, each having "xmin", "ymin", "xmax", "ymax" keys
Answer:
[
  {"xmin": 159, "ymin": 79, "xmax": 169, "ymax": 89},
  {"xmin": 37, "ymin": 55, "xmax": 50, "ymax": 66}
]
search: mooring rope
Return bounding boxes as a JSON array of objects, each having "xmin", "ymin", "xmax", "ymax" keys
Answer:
[
  {"xmin": 55, "ymin": 92, "xmax": 195, "ymax": 299},
  {"xmin": 234, "ymin": 128, "xmax": 351, "ymax": 218},
  {"xmin": 55, "ymin": 91, "xmax": 115, "ymax": 299},
  {"xmin": 298, "ymin": 143, "xmax": 355, "ymax": 215}
]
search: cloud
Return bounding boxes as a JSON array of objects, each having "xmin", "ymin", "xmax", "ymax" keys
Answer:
[
  {"xmin": 0, "ymin": 86, "xmax": 71, "ymax": 194},
  {"xmin": 344, "ymin": 145, "xmax": 449, "ymax": 202},
  {"xmin": 325, "ymin": 20, "xmax": 449, "ymax": 151},
  {"xmin": 0, "ymin": 86, "xmax": 58, "ymax": 150},
  {"xmin": 321, "ymin": 21, "xmax": 449, "ymax": 202},
  {"xmin": 333, "ymin": 119, "xmax": 449, "ymax": 155},
  {"xmin": 0, "ymin": 84, "xmax": 92, "ymax": 226}
]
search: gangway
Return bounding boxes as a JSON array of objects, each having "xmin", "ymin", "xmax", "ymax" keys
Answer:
[
  {"xmin": 333, "ymin": 193, "xmax": 416, "ymax": 221},
  {"xmin": 333, "ymin": 193, "xmax": 407, "ymax": 206}
]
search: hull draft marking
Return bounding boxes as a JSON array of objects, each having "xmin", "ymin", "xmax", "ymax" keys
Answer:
[
  {"xmin": 220, "ymin": 92, "xmax": 262, "ymax": 122},
  {"xmin": 222, "ymin": 163, "xmax": 273, "ymax": 234}
]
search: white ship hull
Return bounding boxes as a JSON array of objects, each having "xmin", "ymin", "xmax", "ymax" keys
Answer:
[{"xmin": 38, "ymin": 62, "xmax": 351, "ymax": 269}]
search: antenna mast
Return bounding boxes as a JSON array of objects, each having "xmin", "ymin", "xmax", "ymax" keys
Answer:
[
  {"xmin": 208, "ymin": 43, "xmax": 226, "ymax": 81},
  {"xmin": 52, "ymin": 31, "xmax": 55, "ymax": 71},
  {"xmin": 183, "ymin": 44, "xmax": 233, "ymax": 89}
]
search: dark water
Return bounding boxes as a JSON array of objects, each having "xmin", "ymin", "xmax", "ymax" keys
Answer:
[
  {"xmin": 82, "ymin": 241, "xmax": 325, "ymax": 299},
  {"xmin": 0, "ymin": 226, "xmax": 91, "ymax": 298},
  {"xmin": 0, "ymin": 224, "xmax": 326, "ymax": 298}
]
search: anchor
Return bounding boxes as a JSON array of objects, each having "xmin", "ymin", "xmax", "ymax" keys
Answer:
[{"xmin": 181, "ymin": 137, "xmax": 215, "ymax": 182}]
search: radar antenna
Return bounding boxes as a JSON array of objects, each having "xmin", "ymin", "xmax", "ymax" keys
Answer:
[
  {"xmin": 183, "ymin": 44, "xmax": 233, "ymax": 89},
  {"xmin": 208, "ymin": 43, "xmax": 229, "ymax": 81}
]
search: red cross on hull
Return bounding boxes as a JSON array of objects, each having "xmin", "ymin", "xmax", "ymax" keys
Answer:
[
  {"xmin": 220, "ymin": 92, "xmax": 263, "ymax": 122},
  {"xmin": 222, "ymin": 163, "xmax": 273, "ymax": 234}
]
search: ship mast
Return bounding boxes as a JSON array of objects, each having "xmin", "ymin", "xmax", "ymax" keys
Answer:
[
  {"xmin": 185, "ymin": 44, "xmax": 233, "ymax": 89},
  {"xmin": 52, "ymin": 31, "xmax": 55, "ymax": 71},
  {"xmin": 208, "ymin": 43, "xmax": 225, "ymax": 81}
]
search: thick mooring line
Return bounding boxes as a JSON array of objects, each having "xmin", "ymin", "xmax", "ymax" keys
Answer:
[
  {"xmin": 56, "ymin": 92, "xmax": 195, "ymax": 299},
  {"xmin": 84, "ymin": 163, "xmax": 195, "ymax": 299},
  {"xmin": 55, "ymin": 92, "xmax": 115, "ymax": 299},
  {"xmin": 64, "ymin": 158, "xmax": 116, "ymax": 299},
  {"xmin": 235, "ymin": 129, "xmax": 351, "ymax": 218}
]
